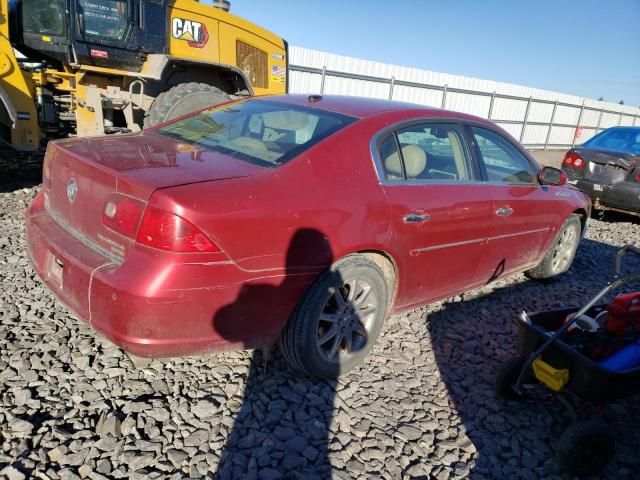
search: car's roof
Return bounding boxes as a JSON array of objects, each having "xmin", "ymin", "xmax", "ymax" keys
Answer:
[
  {"xmin": 601, "ymin": 125, "xmax": 640, "ymax": 131},
  {"xmin": 259, "ymin": 94, "xmax": 471, "ymax": 120}
]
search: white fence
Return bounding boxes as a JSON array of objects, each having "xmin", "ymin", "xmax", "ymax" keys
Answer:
[{"xmin": 288, "ymin": 46, "xmax": 640, "ymax": 149}]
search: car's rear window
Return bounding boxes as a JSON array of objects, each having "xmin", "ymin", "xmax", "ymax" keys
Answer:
[
  {"xmin": 155, "ymin": 99, "xmax": 357, "ymax": 167},
  {"xmin": 583, "ymin": 127, "xmax": 640, "ymax": 154}
]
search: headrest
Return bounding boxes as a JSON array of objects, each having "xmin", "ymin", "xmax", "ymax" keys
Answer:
[{"xmin": 384, "ymin": 145, "xmax": 427, "ymax": 178}]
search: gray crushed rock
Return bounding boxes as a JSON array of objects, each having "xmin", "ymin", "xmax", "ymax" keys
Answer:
[{"xmin": 1, "ymin": 157, "xmax": 639, "ymax": 479}]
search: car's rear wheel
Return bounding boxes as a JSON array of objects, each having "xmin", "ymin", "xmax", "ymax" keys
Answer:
[
  {"xmin": 279, "ymin": 255, "xmax": 389, "ymax": 379},
  {"xmin": 526, "ymin": 214, "xmax": 581, "ymax": 280}
]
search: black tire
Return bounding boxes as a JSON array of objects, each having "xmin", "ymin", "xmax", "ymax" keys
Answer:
[
  {"xmin": 495, "ymin": 357, "xmax": 528, "ymax": 401},
  {"xmin": 279, "ymin": 255, "xmax": 389, "ymax": 379},
  {"xmin": 144, "ymin": 82, "xmax": 230, "ymax": 128},
  {"xmin": 525, "ymin": 214, "xmax": 582, "ymax": 280},
  {"xmin": 556, "ymin": 420, "xmax": 615, "ymax": 477}
]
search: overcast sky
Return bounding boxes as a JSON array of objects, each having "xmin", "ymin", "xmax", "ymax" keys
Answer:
[{"xmin": 231, "ymin": 0, "xmax": 640, "ymax": 106}]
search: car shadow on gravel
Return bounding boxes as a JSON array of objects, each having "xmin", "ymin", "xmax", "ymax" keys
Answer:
[
  {"xmin": 213, "ymin": 228, "xmax": 338, "ymax": 479},
  {"xmin": 426, "ymin": 239, "xmax": 640, "ymax": 479}
]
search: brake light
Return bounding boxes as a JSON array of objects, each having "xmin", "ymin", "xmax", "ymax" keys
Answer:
[
  {"xmin": 26, "ymin": 191, "xmax": 45, "ymax": 216},
  {"xmin": 102, "ymin": 194, "xmax": 145, "ymax": 238},
  {"xmin": 562, "ymin": 151, "xmax": 585, "ymax": 169},
  {"xmin": 43, "ymin": 148, "xmax": 54, "ymax": 188},
  {"xmin": 136, "ymin": 206, "xmax": 220, "ymax": 253},
  {"xmin": 636, "ymin": 171, "xmax": 640, "ymax": 182}
]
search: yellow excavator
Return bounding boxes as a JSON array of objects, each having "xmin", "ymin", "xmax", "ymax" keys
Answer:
[{"xmin": 0, "ymin": 0, "xmax": 287, "ymax": 154}]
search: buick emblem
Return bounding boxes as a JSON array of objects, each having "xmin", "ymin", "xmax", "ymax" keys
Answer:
[{"xmin": 67, "ymin": 178, "xmax": 78, "ymax": 202}]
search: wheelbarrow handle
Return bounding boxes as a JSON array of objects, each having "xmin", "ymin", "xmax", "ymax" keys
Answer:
[{"xmin": 615, "ymin": 244, "xmax": 640, "ymax": 276}]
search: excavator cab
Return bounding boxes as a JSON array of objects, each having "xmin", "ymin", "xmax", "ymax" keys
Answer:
[{"xmin": 11, "ymin": 0, "xmax": 167, "ymax": 70}]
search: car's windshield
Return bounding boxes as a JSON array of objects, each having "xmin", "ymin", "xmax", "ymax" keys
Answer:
[
  {"xmin": 155, "ymin": 100, "xmax": 357, "ymax": 167},
  {"xmin": 583, "ymin": 127, "xmax": 640, "ymax": 154}
]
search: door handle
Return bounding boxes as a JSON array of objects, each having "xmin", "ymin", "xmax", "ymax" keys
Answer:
[
  {"xmin": 403, "ymin": 212, "xmax": 431, "ymax": 223},
  {"xmin": 495, "ymin": 207, "xmax": 513, "ymax": 217}
]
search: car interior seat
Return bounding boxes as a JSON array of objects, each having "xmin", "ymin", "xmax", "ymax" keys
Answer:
[{"xmin": 384, "ymin": 145, "xmax": 427, "ymax": 180}]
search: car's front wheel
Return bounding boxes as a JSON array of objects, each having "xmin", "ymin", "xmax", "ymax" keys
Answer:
[
  {"xmin": 526, "ymin": 214, "xmax": 582, "ymax": 280},
  {"xmin": 279, "ymin": 255, "xmax": 389, "ymax": 379}
]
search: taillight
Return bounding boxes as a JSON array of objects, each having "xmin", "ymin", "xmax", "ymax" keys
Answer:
[
  {"xmin": 43, "ymin": 148, "xmax": 54, "ymax": 189},
  {"xmin": 635, "ymin": 171, "xmax": 640, "ymax": 182},
  {"xmin": 136, "ymin": 206, "xmax": 220, "ymax": 253},
  {"xmin": 562, "ymin": 151, "xmax": 585, "ymax": 169},
  {"xmin": 102, "ymin": 194, "xmax": 145, "ymax": 238},
  {"xmin": 26, "ymin": 191, "xmax": 45, "ymax": 216}
]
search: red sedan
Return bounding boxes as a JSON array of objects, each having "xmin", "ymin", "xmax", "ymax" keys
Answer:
[{"xmin": 26, "ymin": 95, "xmax": 591, "ymax": 378}]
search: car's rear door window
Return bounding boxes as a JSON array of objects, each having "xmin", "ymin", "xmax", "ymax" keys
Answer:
[
  {"xmin": 379, "ymin": 123, "xmax": 472, "ymax": 182},
  {"xmin": 156, "ymin": 99, "xmax": 356, "ymax": 167},
  {"xmin": 470, "ymin": 127, "xmax": 536, "ymax": 185}
]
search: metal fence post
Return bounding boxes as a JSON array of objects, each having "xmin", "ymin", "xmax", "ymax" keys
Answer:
[
  {"xmin": 441, "ymin": 84, "xmax": 448, "ymax": 109},
  {"xmin": 618, "ymin": 111, "xmax": 624, "ymax": 125},
  {"xmin": 544, "ymin": 100, "xmax": 558, "ymax": 150},
  {"xmin": 571, "ymin": 101, "xmax": 585, "ymax": 147},
  {"xmin": 595, "ymin": 108, "xmax": 604, "ymax": 134},
  {"xmin": 487, "ymin": 91, "xmax": 495, "ymax": 120},
  {"xmin": 634, "ymin": 115, "xmax": 638, "ymax": 126},
  {"xmin": 520, "ymin": 97, "xmax": 532, "ymax": 143},
  {"xmin": 389, "ymin": 76, "xmax": 395, "ymax": 100},
  {"xmin": 320, "ymin": 66, "xmax": 326, "ymax": 94}
]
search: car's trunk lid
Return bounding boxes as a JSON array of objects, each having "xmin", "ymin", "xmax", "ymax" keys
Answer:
[
  {"xmin": 43, "ymin": 133, "xmax": 262, "ymax": 260},
  {"xmin": 577, "ymin": 147, "xmax": 640, "ymax": 184}
]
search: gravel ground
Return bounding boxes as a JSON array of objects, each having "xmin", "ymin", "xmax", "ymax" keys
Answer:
[{"xmin": 2, "ymin": 158, "xmax": 640, "ymax": 480}]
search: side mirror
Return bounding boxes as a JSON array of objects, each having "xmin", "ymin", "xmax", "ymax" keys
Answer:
[{"xmin": 539, "ymin": 166, "xmax": 567, "ymax": 186}]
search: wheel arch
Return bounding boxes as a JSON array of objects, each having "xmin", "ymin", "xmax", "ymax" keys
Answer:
[
  {"xmin": 355, "ymin": 249, "xmax": 399, "ymax": 312},
  {"xmin": 572, "ymin": 208, "xmax": 589, "ymax": 237},
  {"xmin": 137, "ymin": 55, "xmax": 253, "ymax": 100}
]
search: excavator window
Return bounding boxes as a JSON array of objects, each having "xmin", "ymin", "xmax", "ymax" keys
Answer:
[
  {"xmin": 76, "ymin": 0, "xmax": 129, "ymax": 42},
  {"xmin": 22, "ymin": 0, "xmax": 66, "ymax": 37}
]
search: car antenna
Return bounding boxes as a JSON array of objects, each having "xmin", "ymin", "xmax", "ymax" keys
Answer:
[{"xmin": 308, "ymin": 94, "xmax": 323, "ymax": 103}]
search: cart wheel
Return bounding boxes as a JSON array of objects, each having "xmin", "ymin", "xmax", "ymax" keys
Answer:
[
  {"xmin": 556, "ymin": 419, "xmax": 615, "ymax": 477},
  {"xmin": 495, "ymin": 357, "xmax": 528, "ymax": 401}
]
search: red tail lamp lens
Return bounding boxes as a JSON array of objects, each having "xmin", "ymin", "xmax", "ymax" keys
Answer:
[
  {"xmin": 635, "ymin": 171, "xmax": 640, "ymax": 182},
  {"xmin": 136, "ymin": 206, "xmax": 220, "ymax": 253},
  {"xmin": 102, "ymin": 194, "xmax": 145, "ymax": 238},
  {"xmin": 562, "ymin": 152, "xmax": 585, "ymax": 169}
]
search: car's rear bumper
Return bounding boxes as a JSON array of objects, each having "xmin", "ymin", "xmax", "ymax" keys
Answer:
[
  {"xmin": 573, "ymin": 178, "xmax": 640, "ymax": 215},
  {"xmin": 25, "ymin": 195, "xmax": 311, "ymax": 357}
]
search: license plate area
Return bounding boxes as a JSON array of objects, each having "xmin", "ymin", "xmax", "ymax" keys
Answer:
[
  {"xmin": 45, "ymin": 251, "xmax": 64, "ymax": 289},
  {"xmin": 593, "ymin": 184, "xmax": 604, "ymax": 192}
]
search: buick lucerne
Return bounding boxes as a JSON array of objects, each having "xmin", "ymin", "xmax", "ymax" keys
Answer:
[{"xmin": 26, "ymin": 95, "xmax": 591, "ymax": 378}]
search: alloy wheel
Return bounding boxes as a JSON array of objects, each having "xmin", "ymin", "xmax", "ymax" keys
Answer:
[
  {"xmin": 316, "ymin": 278, "xmax": 378, "ymax": 362},
  {"xmin": 551, "ymin": 223, "xmax": 578, "ymax": 272}
]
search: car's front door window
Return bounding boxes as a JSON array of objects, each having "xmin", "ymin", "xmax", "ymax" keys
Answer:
[{"xmin": 471, "ymin": 127, "xmax": 536, "ymax": 185}]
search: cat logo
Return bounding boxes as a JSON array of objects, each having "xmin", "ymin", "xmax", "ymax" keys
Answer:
[{"xmin": 172, "ymin": 18, "xmax": 209, "ymax": 49}]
